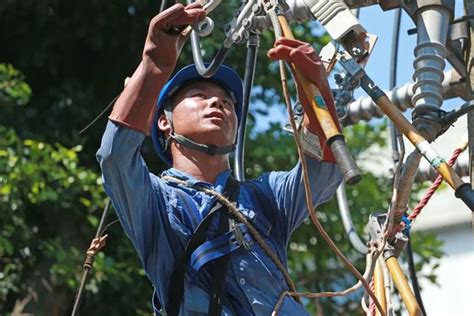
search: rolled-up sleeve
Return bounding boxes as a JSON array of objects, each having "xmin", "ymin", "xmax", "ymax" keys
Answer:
[{"xmin": 266, "ymin": 157, "xmax": 342, "ymax": 242}]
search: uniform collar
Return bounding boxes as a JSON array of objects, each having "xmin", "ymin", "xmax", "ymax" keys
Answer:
[{"xmin": 162, "ymin": 168, "xmax": 232, "ymax": 193}]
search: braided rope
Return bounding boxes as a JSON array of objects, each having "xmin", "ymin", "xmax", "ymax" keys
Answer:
[
  {"xmin": 409, "ymin": 143, "xmax": 467, "ymax": 221},
  {"xmin": 161, "ymin": 175, "xmax": 297, "ymax": 293},
  {"xmin": 369, "ymin": 278, "xmax": 376, "ymax": 316}
]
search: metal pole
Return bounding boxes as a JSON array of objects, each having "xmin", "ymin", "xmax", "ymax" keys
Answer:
[
  {"xmin": 464, "ymin": 0, "xmax": 474, "ymax": 191},
  {"xmin": 389, "ymin": 8, "xmax": 402, "ymax": 163}
]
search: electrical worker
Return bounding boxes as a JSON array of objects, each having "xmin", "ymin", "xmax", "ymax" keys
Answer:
[{"xmin": 97, "ymin": 2, "xmax": 342, "ymax": 315}]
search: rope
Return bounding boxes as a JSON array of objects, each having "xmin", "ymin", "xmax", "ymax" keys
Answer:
[
  {"xmin": 79, "ymin": 93, "xmax": 120, "ymax": 134},
  {"xmin": 161, "ymin": 175, "xmax": 297, "ymax": 294},
  {"xmin": 369, "ymin": 278, "xmax": 376, "ymax": 316},
  {"xmin": 83, "ymin": 235, "xmax": 108, "ymax": 269},
  {"xmin": 409, "ymin": 140, "xmax": 468, "ymax": 221},
  {"xmin": 272, "ymin": 245, "xmax": 381, "ymax": 314},
  {"xmin": 272, "ymin": 61, "xmax": 385, "ymax": 316}
]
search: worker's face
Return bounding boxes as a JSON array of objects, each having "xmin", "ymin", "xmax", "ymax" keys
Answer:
[{"xmin": 158, "ymin": 81, "xmax": 238, "ymax": 149}]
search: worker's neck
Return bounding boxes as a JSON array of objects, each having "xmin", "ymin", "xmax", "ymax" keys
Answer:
[{"xmin": 170, "ymin": 144, "xmax": 231, "ymax": 184}]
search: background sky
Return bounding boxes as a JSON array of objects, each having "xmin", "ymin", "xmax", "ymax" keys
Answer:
[
  {"xmin": 257, "ymin": 0, "xmax": 467, "ymax": 130},
  {"xmin": 359, "ymin": 0, "xmax": 466, "ymax": 110}
]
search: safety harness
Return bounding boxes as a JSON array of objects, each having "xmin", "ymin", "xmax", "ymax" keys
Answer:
[{"xmin": 154, "ymin": 176, "xmax": 276, "ymax": 316}]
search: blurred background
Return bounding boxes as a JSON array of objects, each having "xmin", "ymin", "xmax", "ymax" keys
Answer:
[{"xmin": 0, "ymin": 0, "xmax": 472, "ymax": 315}]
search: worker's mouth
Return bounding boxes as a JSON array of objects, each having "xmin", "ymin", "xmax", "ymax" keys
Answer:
[{"xmin": 204, "ymin": 111, "xmax": 226, "ymax": 122}]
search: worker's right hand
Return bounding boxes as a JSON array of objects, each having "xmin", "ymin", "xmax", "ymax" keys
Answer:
[
  {"xmin": 143, "ymin": 2, "xmax": 206, "ymax": 75},
  {"xmin": 268, "ymin": 37, "xmax": 341, "ymax": 162}
]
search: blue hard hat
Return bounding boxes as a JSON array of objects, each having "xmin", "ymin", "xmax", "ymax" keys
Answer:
[{"xmin": 151, "ymin": 64, "xmax": 243, "ymax": 165}]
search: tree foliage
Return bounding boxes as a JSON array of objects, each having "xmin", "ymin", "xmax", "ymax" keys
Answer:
[{"xmin": 0, "ymin": 1, "xmax": 442, "ymax": 315}]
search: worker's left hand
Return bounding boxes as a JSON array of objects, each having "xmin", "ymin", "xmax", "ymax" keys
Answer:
[{"xmin": 267, "ymin": 37, "xmax": 341, "ymax": 162}]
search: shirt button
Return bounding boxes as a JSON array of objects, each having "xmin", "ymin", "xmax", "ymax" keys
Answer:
[{"xmin": 239, "ymin": 278, "xmax": 246, "ymax": 285}]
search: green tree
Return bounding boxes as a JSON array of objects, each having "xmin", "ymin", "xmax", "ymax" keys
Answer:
[{"xmin": 0, "ymin": 1, "xmax": 442, "ymax": 315}]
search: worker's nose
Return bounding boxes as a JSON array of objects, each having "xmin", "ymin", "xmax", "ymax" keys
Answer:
[{"xmin": 208, "ymin": 96, "xmax": 224, "ymax": 110}]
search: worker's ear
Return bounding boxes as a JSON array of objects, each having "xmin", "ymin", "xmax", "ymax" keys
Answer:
[{"xmin": 157, "ymin": 114, "xmax": 171, "ymax": 135}]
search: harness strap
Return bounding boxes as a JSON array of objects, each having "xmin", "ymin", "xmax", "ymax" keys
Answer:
[
  {"xmin": 207, "ymin": 195, "xmax": 233, "ymax": 316},
  {"xmin": 167, "ymin": 176, "xmax": 240, "ymax": 316},
  {"xmin": 190, "ymin": 223, "xmax": 254, "ymax": 273}
]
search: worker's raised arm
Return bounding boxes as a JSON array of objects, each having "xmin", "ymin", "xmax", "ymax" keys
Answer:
[
  {"xmin": 261, "ymin": 38, "xmax": 343, "ymax": 242},
  {"xmin": 109, "ymin": 3, "xmax": 205, "ymax": 135},
  {"xmin": 95, "ymin": 3, "xmax": 205, "ymax": 277}
]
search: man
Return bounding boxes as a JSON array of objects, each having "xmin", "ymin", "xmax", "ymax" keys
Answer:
[{"xmin": 97, "ymin": 2, "xmax": 342, "ymax": 315}]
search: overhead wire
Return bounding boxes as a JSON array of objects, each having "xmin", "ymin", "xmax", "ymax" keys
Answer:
[
  {"xmin": 268, "ymin": 12, "xmax": 384, "ymax": 311},
  {"xmin": 405, "ymin": 231, "xmax": 427, "ymax": 315},
  {"xmin": 337, "ymin": 184, "xmax": 368, "ymax": 254}
]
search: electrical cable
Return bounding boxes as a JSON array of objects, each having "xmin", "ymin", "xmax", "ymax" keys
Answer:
[
  {"xmin": 271, "ymin": 48, "xmax": 385, "ymax": 316},
  {"xmin": 234, "ymin": 32, "xmax": 259, "ymax": 181},
  {"xmin": 337, "ymin": 184, "xmax": 368, "ymax": 254},
  {"xmin": 405, "ymin": 233, "xmax": 427, "ymax": 316}
]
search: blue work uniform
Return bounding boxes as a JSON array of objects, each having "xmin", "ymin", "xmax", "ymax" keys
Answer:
[{"xmin": 97, "ymin": 121, "xmax": 342, "ymax": 315}]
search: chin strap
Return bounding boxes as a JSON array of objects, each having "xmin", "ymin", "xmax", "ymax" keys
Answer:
[
  {"xmin": 163, "ymin": 106, "xmax": 235, "ymax": 156},
  {"xmin": 168, "ymin": 131, "xmax": 236, "ymax": 155}
]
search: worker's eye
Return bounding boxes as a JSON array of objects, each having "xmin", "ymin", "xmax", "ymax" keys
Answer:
[
  {"xmin": 193, "ymin": 93, "xmax": 207, "ymax": 99},
  {"xmin": 222, "ymin": 99, "xmax": 234, "ymax": 107}
]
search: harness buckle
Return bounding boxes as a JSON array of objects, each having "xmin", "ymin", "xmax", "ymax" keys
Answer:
[{"xmin": 232, "ymin": 221, "xmax": 251, "ymax": 251}]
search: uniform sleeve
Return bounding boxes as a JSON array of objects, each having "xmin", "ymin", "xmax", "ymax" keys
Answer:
[
  {"xmin": 265, "ymin": 156, "xmax": 342, "ymax": 241},
  {"xmin": 96, "ymin": 121, "xmax": 175, "ymax": 281}
]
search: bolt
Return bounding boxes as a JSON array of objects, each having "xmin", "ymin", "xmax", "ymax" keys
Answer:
[
  {"xmin": 334, "ymin": 74, "xmax": 344, "ymax": 85},
  {"xmin": 252, "ymin": 4, "xmax": 262, "ymax": 14},
  {"xmin": 232, "ymin": 33, "xmax": 243, "ymax": 43},
  {"xmin": 351, "ymin": 43, "xmax": 365, "ymax": 57},
  {"xmin": 243, "ymin": 18, "xmax": 252, "ymax": 29}
]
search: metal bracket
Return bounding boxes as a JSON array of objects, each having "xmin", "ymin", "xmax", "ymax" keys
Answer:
[{"xmin": 367, "ymin": 213, "xmax": 408, "ymax": 259}]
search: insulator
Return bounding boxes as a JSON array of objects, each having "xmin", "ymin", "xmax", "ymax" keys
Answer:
[{"xmin": 411, "ymin": 7, "xmax": 451, "ymax": 141}]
